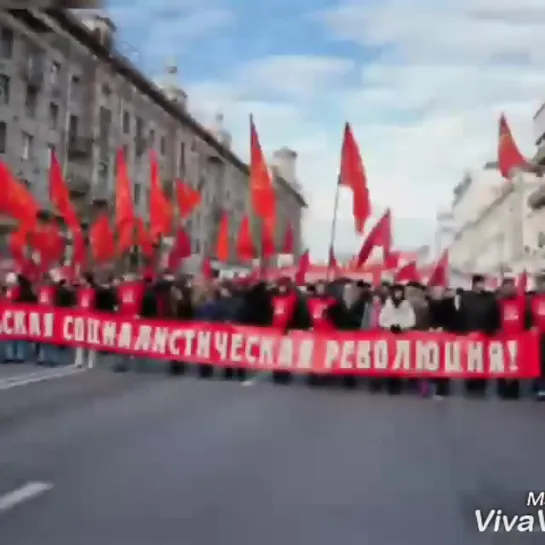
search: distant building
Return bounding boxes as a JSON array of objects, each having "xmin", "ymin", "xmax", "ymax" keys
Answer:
[{"xmin": 0, "ymin": 9, "xmax": 306, "ymax": 264}]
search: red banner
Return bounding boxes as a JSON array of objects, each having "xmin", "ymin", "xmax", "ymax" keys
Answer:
[{"xmin": 0, "ymin": 303, "xmax": 540, "ymax": 378}]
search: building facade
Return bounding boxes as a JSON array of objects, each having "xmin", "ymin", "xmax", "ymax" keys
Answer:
[
  {"xmin": 0, "ymin": 9, "xmax": 306, "ymax": 264},
  {"xmin": 448, "ymin": 163, "xmax": 545, "ymax": 275}
]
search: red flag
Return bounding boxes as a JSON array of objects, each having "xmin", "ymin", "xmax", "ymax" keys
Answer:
[
  {"xmin": 236, "ymin": 215, "xmax": 255, "ymax": 262},
  {"xmin": 498, "ymin": 114, "xmax": 528, "ymax": 179},
  {"xmin": 134, "ymin": 218, "xmax": 154, "ymax": 259},
  {"xmin": 384, "ymin": 250, "xmax": 400, "ymax": 269},
  {"xmin": 30, "ymin": 221, "xmax": 64, "ymax": 269},
  {"xmin": 250, "ymin": 116, "xmax": 276, "ymax": 233},
  {"xmin": 394, "ymin": 261, "xmax": 420, "ymax": 283},
  {"xmin": 49, "ymin": 151, "xmax": 80, "ymax": 231},
  {"xmin": 517, "ymin": 270, "xmax": 528, "ymax": 296},
  {"xmin": 0, "ymin": 162, "xmax": 39, "ymax": 227},
  {"xmin": 149, "ymin": 151, "xmax": 173, "ymax": 243},
  {"xmin": 9, "ymin": 228, "xmax": 27, "ymax": 265},
  {"xmin": 356, "ymin": 209, "xmax": 392, "ymax": 267},
  {"xmin": 261, "ymin": 217, "xmax": 276, "ymax": 259},
  {"xmin": 295, "ymin": 250, "xmax": 310, "ymax": 285},
  {"xmin": 89, "ymin": 213, "xmax": 115, "ymax": 263},
  {"xmin": 339, "ymin": 123, "xmax": 371, "ymax": 233},
  {"xmin": 282, "ymin": 223, "xmax": 294, "ymax": 254},
  {"xmin": 202, "ymin": 256, "xmax": 214, "ymax": 279},
  {"xmin": 167, "ymin": 227, "xmax": 192, "ymax": 270},
  {"xmin": 216, "ymin": 212, "xmax": 230, "ymax": 262},
  {"xmin": 427, "ymin": 250, "xmax": 449, "ymax": 288},
  {"xmin": 115, "ymin": 148, "xmax": 135, "ymax": 254},
  {"xmin": 175, "ymin": 180, "xmax": 202, "ymax": 218}
]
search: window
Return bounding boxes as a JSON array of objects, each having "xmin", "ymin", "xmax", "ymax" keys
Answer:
[
  {"xmin": 538, "ymin": 232, "xmax": 545, "ymax": 248},
  {"xmin": 135, "ymin": 116, "xmax": 143, "ymax": 138},
  {"xmin": 70, "ymin": 74, "xmax": 80, "ymax": 98},
  {"xmin": 25, "ymin": 85, "xmax": 38, "ymax": 117},
  {"xmin": 123, "ymin": 143, "xmax": 129, "ymax": 160},
  {"xmin": 50, "ymin": 61, "xmax": 61, "ymax": 86},
  {"xmin": 178, "ymin": 142, "xmax": 185, "ymax": 175},
  {"xmin": 123, "ymin": 110, "xmax": 130, "ymax": 134},
  {"xmin": 160, "ymin": 136, "xmax": 166, "ymax": 155},
  {"xmin": 0, "ymin": 27, "xmax": 13, "ymax": 58},
  {"xmin": 149, "ymin": 129, "xmax": 155, "ymax": 147},
  {"xmin": 0, "ymin": 122, "xmax": 6, "ymax": 153},
  {"xmin": 68, "ymin": 114, "xmax": 78, "ymax": 140},
  {"xmin": 48, "ymin": 102, "xmax": 59, "ymax": 129},
  {"xmin": 0, "ymin": 74, "xmax": 9, "ymax": 105},
  {"xmin": 46, "ymin": 144, "xmax": 55, "ymax": 166},
  {"xmin": 102, "ymin": 83, "xmax": 111, "ymax": 96},
  {"xmin": 21, "ymin": 132, "xmax": 33, "ymax": 160},
  {"xmin": 134, "ymin": 184, "xmax": 141, "ymax": 206}
]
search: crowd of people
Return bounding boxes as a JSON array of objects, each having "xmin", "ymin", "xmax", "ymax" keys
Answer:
[{"xmin": 1, "ymin": 267, "xmax": 544, "ymax": 401}]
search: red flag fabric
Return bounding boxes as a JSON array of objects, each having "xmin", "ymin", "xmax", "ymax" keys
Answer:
[
  {"xmin": 339, "ymin": 123, "xmax": 371, "ymax": 233},
  {"xmin": 134, "ymin": 218, "xmax": 154, "ymax": 259},
  {"xmin": 427, "ymin": 250, "xmax": 449, "ymax": 288},
  {"xmin": 49, "ymin": 151, "xmax": 80, "ymax": 231},
  {"xmin": 216, "ymin": 212, "xmax": 230, "ymax": 262},
  {"xmin": 282, "ymin": 223, "xmax": 294, "ymax": 254},
  {"xmin": 0, "ymin": 162, "xmax": 39, "ymax": 227},
  {"xmin": 175, "ymin": 180, "xmax": 202, "ymax": 218},
  {"xmin": 202, "ymin": 256, "xmax": 214, "ymax": 279},
  {"xmin": 517, "ymin": 270, "xmax": 528, "ymax": 296},
  {"xmin": 250, "ymin": 116, "xmax": 276, "ymax": 234},
  {"xmin": 236, "ymin": 215, "xmax": 255, "ymax": 262},
  {"xmin": 498, "ymin": 114, "xmax": 528, "ymax": 179},
  {"xmin": 394, "ymin": 261, "xmax": 420, "ymax": 283},
  {"xmin": 261, "ymin": 217, "xmax": 276, "ymax": 259},
  {"xmin": 115, "ymin": 148, "xmax": 135, "ymax": 254},
  {"xmin": 295, "ymin": 250, "xmax": 310, "ymax": 285},
  {"xmin": 167, "ymin": 227, "xmax": 192, "ymax": 270},
  {"xmin": 30, "ymin": 221, "xmax": 64, "ymax": 269},
  {"xmin": 89, "ymin": 213, "xmax": 115, "ymax": 263},
  {"xmin": 384, "ymin": 250, "xmax": 400, "ymax": 269},
  {"xmin": 356, "ymin": 209, "xmax": 392, "ymax": 267},
  {"xmin": 9, "ymin": 228, "xmax": 27, "ymax": 265},
  {"xmin": 149, "ymin": 151, "xmax": 173, "ymax": 243}
]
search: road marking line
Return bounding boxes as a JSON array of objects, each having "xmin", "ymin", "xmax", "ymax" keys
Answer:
[
  {"xmin": 0, "ymin": 482, "xmax": 53, "ymax": 513},
  {"xmin": 242, "ymin": 372, "xmax": 270, "ymax": 386},
  {"xmin": 0, "ymin": 367, "xmax": 86, "ymax": 391}
]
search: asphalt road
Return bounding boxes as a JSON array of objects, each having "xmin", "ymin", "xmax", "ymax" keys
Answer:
[{"xmin": 0, "ymin": 367, "xmax": 544, "ymax": 545}]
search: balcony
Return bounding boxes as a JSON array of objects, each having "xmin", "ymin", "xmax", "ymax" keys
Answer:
[{"xmin": 67, "ymin": 136, "xmax": 92, "ymax": 159}]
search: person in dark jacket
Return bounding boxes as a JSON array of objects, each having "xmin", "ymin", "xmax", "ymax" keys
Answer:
[
  {"xmin": 427, "ymin": 286, "xmax": 459, "ymax": 397},
  {"xmin": 460, "ymin": 274, "xmax": 500, "ymax": 396}
]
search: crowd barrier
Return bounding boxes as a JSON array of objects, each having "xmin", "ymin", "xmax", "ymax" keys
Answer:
[{"xmin": 0, "ymin": 303, "xmax": 540, "ymax": 378}]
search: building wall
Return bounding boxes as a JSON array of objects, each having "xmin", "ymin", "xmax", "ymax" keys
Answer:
[
  {"xmin": 448, "ymin": 171, "xmax": 545, "ymax": 274},
  {"xmin": 0, "ymin": 9, "xmax": 306, "ymax": 266}
]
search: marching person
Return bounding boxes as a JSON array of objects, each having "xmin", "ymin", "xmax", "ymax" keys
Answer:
[
  {"xmin": 530, "ymin": 272, "xmax": 545, "ymax": 399},
  {"xmin": 459, "ymin": 274, "xmax": 500, "ymax": 397},
  {"xmin": 270, "ymin": 277, "xmax": 312, "ymax": 384},
  {"xmin": 378, "ymin": 284, "xmax": 416, "ymax": 394},
  {"xmin": 74, "ymin": 273, "xmax": 97, "ymax": 369},
  {"xmin": 426, "ymin": 285, "xmax": 459, "ymax": 398},
  {"xmin": 497, "ymin": 277, "xmax": 528, "ymax": 399}
]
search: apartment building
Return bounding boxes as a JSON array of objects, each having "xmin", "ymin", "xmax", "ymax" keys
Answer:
[{"xmin": 0, "ymin": 9, "xmax": 306, "ymax": 263}]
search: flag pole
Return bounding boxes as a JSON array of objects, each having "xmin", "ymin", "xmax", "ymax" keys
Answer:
[{"xmin": 326, "ymin": 180, "xmax": 341, "ymax": 281}]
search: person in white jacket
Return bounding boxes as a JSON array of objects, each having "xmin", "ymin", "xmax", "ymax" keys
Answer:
[
  {"xmin": 378, "ymin": 284, "xmax": 416, "ymax": 394},
  {"xmin": 378, "ymin": 285, "xmax": 416, "ymax": 331}
]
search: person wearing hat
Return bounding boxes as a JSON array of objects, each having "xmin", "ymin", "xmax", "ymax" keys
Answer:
[
  {"xmin": 378, "ymin": 283, "xmax": 416, "ymax": 394},
  {"xmin": 270, "ymin": 277, "xmax": 312, "ymax": 384},
  {"xmin": 459, "ymin": 274, "xmax": 500, "ymax": 397}
]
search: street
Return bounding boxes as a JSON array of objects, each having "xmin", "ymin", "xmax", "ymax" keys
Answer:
[{"xmin": 0, "ymin": 368, "xmax": 544, "ymax": 544}]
